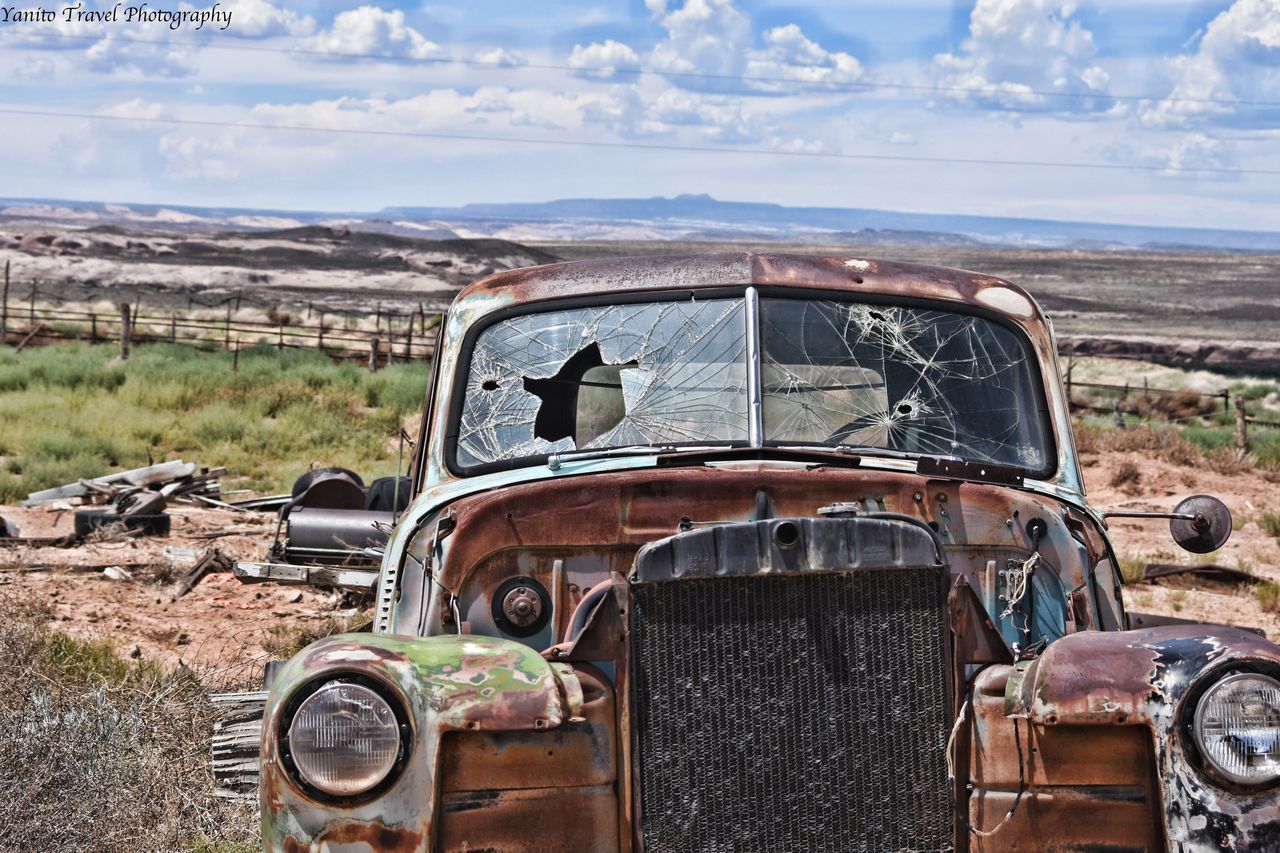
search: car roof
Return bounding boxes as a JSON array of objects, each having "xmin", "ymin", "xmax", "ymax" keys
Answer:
[{"xmin": 453, "ymin": 252, "xmax": 1045, "ymax": 323}]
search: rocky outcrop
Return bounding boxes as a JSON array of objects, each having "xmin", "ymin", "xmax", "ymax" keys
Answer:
[{"xmin": 1058, "ymin": 335, "xmax": 1280, "ymax": 371}]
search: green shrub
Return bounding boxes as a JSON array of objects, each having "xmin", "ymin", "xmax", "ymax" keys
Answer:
[
  {"xmin": 0, "ymin": 343, "xmax": 431, "ymax": 497},
  {"xmin": 1262, "ymin": 513, "xmax": 1280, "ymax": 543},
  {"xmin": 1258, "ymin": 582, "xmax": 1280, "ymax": 613}
]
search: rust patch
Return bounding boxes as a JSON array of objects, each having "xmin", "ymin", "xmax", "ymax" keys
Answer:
[{"xmin": 285, "ymin": 819, "xmax": 425, "ymax": 853}]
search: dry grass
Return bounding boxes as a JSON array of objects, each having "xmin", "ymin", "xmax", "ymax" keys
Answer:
[
  {"xmin": 1132, "ymin": 389, "xmax": 1219, "ymax": 421},
  {"xmin": 1118, "ymin": 556, "xmax": 1148, "ymax": 584},
  {"xmin": 0, "ymin": 591, "xmax": 258, "ymax": 852},
  {"xmin": 1258, "ymin": 583, "xmax": 1280, "ymax": 614},
  {"xmin": 1074, "ymin": 423, "xmax": 1257, "ymax": 476},
  {"xmin": 262, "ymin": 615, "xmax": 357, "ymax": 660},
  {"xmin": 1109, "ymin": 461, "xmax": 1142, "ymax": 495},
  {"xmin": 1261, "ymin": 512, "xmax": 1280, "ymax": 544}
]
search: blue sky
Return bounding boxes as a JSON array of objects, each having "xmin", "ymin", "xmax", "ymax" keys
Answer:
[{"xmin": 0, "ymin": 0, "xmax": 1277, "ymax": 229}]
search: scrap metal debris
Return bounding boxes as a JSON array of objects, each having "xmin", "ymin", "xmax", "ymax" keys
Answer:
[
  {"xmin": 19, "ymin": 460, "xmax": 224, "ymax": 508},
  {"xmin": 171, "ymin": 548, "xmax": 234, "ymax": 600}
]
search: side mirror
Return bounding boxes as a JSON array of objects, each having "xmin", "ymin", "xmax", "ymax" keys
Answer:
[
  {"xmin": 1102, "ymin": 493, "xmax": 1232, "ymax": 554},
  {"xmin": 1169, "ymin": 494, "xmax": 1232, "ymax": 554}
]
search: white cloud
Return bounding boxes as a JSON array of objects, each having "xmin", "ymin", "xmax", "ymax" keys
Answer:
[
  {"xmin": 251, "ymin": 87, "xmax": 602, "ymax": 137},
  {"xmin": 649, "ymin": 0, "xmax": 752, "ymax": 78},
  {"xmin": 1102, "ymin": 131, "xmax": 1229, "ymax": 176},
  {"xmin": 85, "ymin": 36, "xmax": 195, "ymax": 77},
  {"xmin": 218, "ymin": 0, "xmax": 315, "ymax": 38},
  {"xmin": 746, "ymin": 24, "xmax": 862, "ymax": 88},
  {"xmin": 1141, "ymin": 0, "xmax": 1280, "ymax": 129},
  {"xmin": 472, "ymin": 47, "xmax": 525, "ymax": 66},
  {"xmin": 640, "ymin": 1, "xmax": 862, "ymax": 94},
  {"xmin": 14, "ymin": 58, "xmax": 55, "ymax": 80},
  {"xmin": 559, "ymin": 1, "xmax": 857, "ymax": 148},
  {"xmin": 307, "ymin": 6, "xmax": 443, "ymax": 60},
  {"xmin": 101, "ymin": 98, "xmax": 168, "ymax": 121},
  {"xmin": 567, "ymin": 40, "xmax": 641, "ymax": 78},
  {"xmin": 158, "ymin": 131, "xmax": 242, "ymax": 181},
  {"xmin": 582, "ymin": 84, "xmax": 783, "ymax": 144},
  {"xmin": 932, "ymin": 0, "xmax": 1111, "ymax": 111}
]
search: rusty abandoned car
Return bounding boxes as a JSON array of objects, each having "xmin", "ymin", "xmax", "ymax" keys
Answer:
[{"xmin": 242, "ymin": 253, "xmax": 1280, "ymax": 852}]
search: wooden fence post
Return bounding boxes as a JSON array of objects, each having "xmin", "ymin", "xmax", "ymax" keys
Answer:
[
  {"xmin": 369, "ymin": 337, "xmax": 379, "ymax": 373},
  {"xmin": 119, "ymin": 303, "xmax": 132, "ymax": 361},
  {"xmin": 277, "ymin": 322, "xmax": 284, "ymax": 351},
  {"xmin": 1235, "ymin": 397, "xmax": 1249, "ymax": 455},
  {"xmin": 1223, "ymin": 389, "xmax": 1230, "ymax": 415},
  {"xmin": 89, "ymin": 312, "xmax": 97, "ymax": 344},
  {"xmin": 404, "ymin": 316, "xmax": 414, "ymax": 362},
  {"xmin": 170, "ymin": 314, "xmax": 177, "ymax": 343},
  {"xmin": 1, "ymin": 260, "xmax": 9, "ymax": 342},
  {"xmin": 233, "ymin": 339, "xmax": 240, "ymax": 372},
  {"xmin": 224, "ymin": 304, "xmax": 232, "ymax": 349},
  {"xmin": 29, "ymin": 284, "xmax": 37, "ymax": 324}
]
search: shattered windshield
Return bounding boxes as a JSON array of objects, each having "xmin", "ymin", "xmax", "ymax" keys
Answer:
[
  {"xmin": 455, "ymin": 299, "xmax": 749, "ymax": 468},
  {"xmin": 453, "ymin": 293, "xmax": 1053, "ymax": 475},
  {"xmin": 761, "ymin": 299, "xmax": 1051, "ymax": 473}
]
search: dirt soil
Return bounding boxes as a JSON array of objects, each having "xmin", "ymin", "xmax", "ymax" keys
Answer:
[
  {"xmin": 0, "ymin": 503, "xmax": 350, "ymax": 682},
  {"xmin": 1084, "ymin": 448, "xmax": 1280, "ymax": 637},
  {"xmin": 2, "ymin": 448, "xmax": 1278, "ymax": 678}
]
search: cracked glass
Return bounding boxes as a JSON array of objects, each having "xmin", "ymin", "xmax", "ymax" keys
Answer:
[
  {"xmin": 456, "ymin": 299, "xmax": 749, "ymax": 468},
  {"xmin": 761, "ymin": 299, "xmax": 1052, "ymax": 472}
]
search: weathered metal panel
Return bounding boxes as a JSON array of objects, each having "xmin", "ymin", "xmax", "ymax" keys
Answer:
[
  {"xmin": 437, "ymin": 785, "xmax": 618, "ymax": 853},
  {"xmin": 996, "ymin": 627, "xmax": 1280, "ymax": 850},
  {"xmin": 259, "ymin": 633, "xmax": 581, "ymax": 852}
]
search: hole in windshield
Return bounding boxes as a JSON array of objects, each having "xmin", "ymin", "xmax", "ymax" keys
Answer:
[
  {"xmin": 521, "ymin": 342, "xmax": 637, "ymax": 444},
  {"xmin": 454, "ymin": 299, "xmax": 749, "ymax": 468},
  {"xmin": 451, "ymin": 294, "xmax": 1053, "ymax": 476}
]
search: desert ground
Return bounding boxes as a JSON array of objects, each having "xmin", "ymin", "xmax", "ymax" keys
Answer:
[{"xmin": 3, "ymin": 220, "xmax": 1279, "ymax": 351}]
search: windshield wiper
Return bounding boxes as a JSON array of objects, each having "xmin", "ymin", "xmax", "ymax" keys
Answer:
[
  {"xmin": 656, "ymin": 446, "xmax": 862, "ymax": 469},
  {"xmin": 546, "ymin": 444, "xmax": 703, "ymax": 470},
  {"xmin": 915, "ymin": 455, "xmax": 1027, "ymax": 487}
]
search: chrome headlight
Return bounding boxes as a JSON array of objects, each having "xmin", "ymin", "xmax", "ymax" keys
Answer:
[
  {"xmin": 1193, "ymin": 672, "xmax": 1280, "ymax": 786},
  {"xmin": 285, "ymin": 680, "xmax": 405, "ymax": 797}
]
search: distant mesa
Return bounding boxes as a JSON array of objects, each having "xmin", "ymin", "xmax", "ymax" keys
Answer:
[{"xmin": 2, "ymin": 194, "xmax": 1279, "ymax": 252}]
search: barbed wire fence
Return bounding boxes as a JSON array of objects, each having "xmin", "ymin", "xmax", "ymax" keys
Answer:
[
  {"xmin": 1, "ymin": 265, "xmax": 1276, "ymax": 448},
  {"xmin": 0, "ymin": 267, "xmax": 444, "ymax": 371}
]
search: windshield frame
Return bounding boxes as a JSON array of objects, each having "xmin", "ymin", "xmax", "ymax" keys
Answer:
[{"xmin": 443, "ymin": 285, "xmax": 1059, "ymax": 480}]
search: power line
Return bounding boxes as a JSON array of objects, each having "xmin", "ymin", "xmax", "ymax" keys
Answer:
[
  {"xmin": 20, "ymin": 31, "xmax": 1280, "ymax": 110},
  {"xmin": 3, "ymin": 105, "xmax": 1277, "ymax": 176}
]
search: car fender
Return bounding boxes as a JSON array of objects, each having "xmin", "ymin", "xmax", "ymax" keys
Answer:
[
  {"xmin": 1005, "ymin": 626, "xmax": 1280, "ymax": 851},
  {"xmin": 259, "ymin": 633, "xmax": 581, "ymax": 853}
]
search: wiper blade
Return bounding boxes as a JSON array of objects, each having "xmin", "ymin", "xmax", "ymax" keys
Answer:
[
  {"xmin": 656, "ymin": 446, "xmax": 861, "ymax": 469},
  {"xmin": 915, "ymin": 456, "xmax": 1027, "ymax": 487},
  {"xmin": 546, "ymin": 444, "xmax": 698, "ymax": 470}
]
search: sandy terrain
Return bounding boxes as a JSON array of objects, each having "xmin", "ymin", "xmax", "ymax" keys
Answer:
[
  {"xmin": 0, "ymin": 224, "xmax": 559, "ymax": 314},
  {"xmin": 1085, "ymin": 448, "xmax": 1280, "ymax": 636},
  {"xmin": 0, "ymin": 504, "xmax": 348, "ymax": 682},
  {"xmin": 544, "ymin": 240, "xmax": 1280, "ymax": 345}
]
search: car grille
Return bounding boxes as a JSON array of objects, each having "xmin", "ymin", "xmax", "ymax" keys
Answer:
[{"xmin": 631, "ymin": 568, "xmax": 952, "ymax": 852}]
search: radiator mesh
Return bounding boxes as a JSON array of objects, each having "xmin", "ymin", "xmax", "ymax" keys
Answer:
[{"xmin": 632, "ymin": 569, "xmax": 952, "ymax": 852}]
